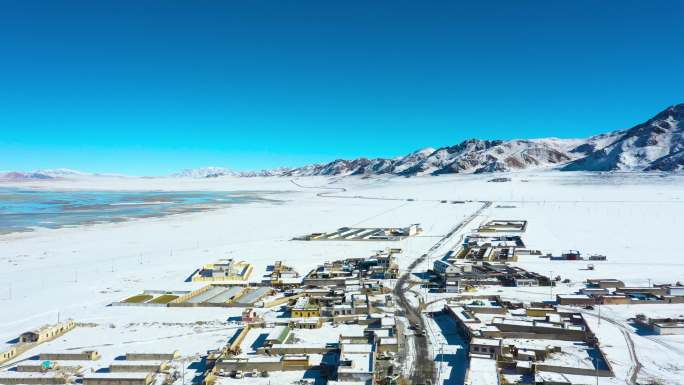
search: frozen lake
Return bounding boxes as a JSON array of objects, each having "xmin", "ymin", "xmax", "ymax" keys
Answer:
[{"xmin": 0, "ymin": 188, "xmax": 277, "ymax": 234}]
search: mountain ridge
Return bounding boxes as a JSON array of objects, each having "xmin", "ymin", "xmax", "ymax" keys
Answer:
[
  {"xmin": 3, "ymin": 103, "xmax": 682, "ymax": 180},
  {"xmin": 245, "ymin": 103, "xmax": 682, "ymax": 177}
]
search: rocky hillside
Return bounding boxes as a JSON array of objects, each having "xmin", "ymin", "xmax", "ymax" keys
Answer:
[{"xmin": 563, "ymin": 104, "xmax": 683, "ymax": 171}]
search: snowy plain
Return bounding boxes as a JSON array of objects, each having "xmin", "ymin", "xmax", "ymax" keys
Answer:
[{"xmin": 1, "ymin": 171, "xmax": 684, "ymax": 384}]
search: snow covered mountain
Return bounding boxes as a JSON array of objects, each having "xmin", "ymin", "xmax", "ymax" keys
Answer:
[
  {"xmin": 267, "ymin": 103, "xmax": 683, "ymax": 176},
  {"xmin": 563, "ymin": 104, "xmax": 683, "ymax": 172},
  {"xmin": 0, "ymin": 171, "xmax": 55, "ymax": 180},
  {"xmin": 0, "ymin": 168, "xmax": 90, "ymax": 180},
  {"xmin": 268, "ymin": 139, "xmax": 583, "ymax": 176},
  {"xmin": 172, "ymin": 167, "xmax": 239, "ymax": 178}
]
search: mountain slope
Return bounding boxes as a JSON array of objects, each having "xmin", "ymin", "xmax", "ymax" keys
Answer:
[{"xmin": 563, "ymin": 104, "xmax": 683, "ymax": 171}]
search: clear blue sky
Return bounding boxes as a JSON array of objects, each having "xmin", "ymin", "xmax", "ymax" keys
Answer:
[{"xmin": 1, "ymin": 0, "xmax": 683, "ymax": 175}]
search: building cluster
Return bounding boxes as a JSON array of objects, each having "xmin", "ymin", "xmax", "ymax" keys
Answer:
[
  {"xmin": 263, "ymin": 260, "xmax": 301, "ymax": 287},
  {"xmin": 191, "ymin": 259, "xmax": 253, "ymax": 282},
  {"xmin": 204, "ymin": 308, "xmax": 400, "ymax": 385},
  {"xmin": 108, "ymin": 246, "xmax": 408, "ymax": 385},
  {"xmin": 0, "ymin": 349, "xmax": 179, "ymax": 385},
  {"xmin": 557, "ymin": 279, "xmax": 684, "ymax": 306},
  {"xmin": 11, "ymin": 207, "xmax": 676, "ymax": 385},
  {"xmin": 443, "ymin": 296, "xmax": 614, "ymax": 385},
  {"xmin": 303, "ymin": 249, "xmax": 401, "ymax": 288},
  {"xmin": 295, "ymin": 224, "xmax": 421, "ymax": 241},
  {"xmin": 432, "ymin": 222, "xmax": 550, "ymax": 292},
  {"xmin": 177, "ymin": 249, "xmax": 409, "ymax": 385}
]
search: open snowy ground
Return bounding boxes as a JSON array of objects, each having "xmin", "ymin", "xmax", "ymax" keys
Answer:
[{"xmin": 1, "ymin": 171, "xmax": 683, "ymax": 384}]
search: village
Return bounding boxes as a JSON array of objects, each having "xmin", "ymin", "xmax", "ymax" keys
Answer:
[{"xmin": 2, "ymin": 210, "xmax": 684, "ymax": 385}]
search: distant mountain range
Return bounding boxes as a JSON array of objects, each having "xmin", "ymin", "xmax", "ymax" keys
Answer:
[
  {"xmin": 180, "ymin": 103, "xmax": 683, "ymax": 177},
  {"xmin": 0, "ymin": 168, "xmax": 89, "ymax": 180},
  {"xmin": 3, "ymin": 103, "xmax": 682, "ymax": 181}
]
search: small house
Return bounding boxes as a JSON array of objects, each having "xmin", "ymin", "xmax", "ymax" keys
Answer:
[
  {"xmin": 469, "ymin": 338, "xmax": 502, "ymax": 358},
  {"xmin": 291, "ymin": 297, "xmax": 320, "ymax": 318},
  {"xmin": 556, "ymin": 294, "xmax": 595, "ymax": 306}
]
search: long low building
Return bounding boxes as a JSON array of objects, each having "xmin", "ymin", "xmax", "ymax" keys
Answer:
[
  {"xmin": 205, "ymin": 286, "xmax": 245, "ymax": 304},
  {"xmin": 216, "ymin": 354, "xmax": 313, "ymax": 372},
  {"xmin": 19, "ymin": 320, "xmax": 76, "ymax": 344},
  {"xmin": 0, "ymin": 372, "xmax": 69, "ymax": 385},
  {"xmin": 109, "ymin": 360, "xmax": 168, "ymax": 373},
  {"xmin": 82, "ymin": 372, "xmax": 154, "ymax": 385},
  {"xmin": 235, "ymin": 287, "xmax": 272, "ymax": 306},
  {"xmin": 186, "ymin": 286, "xmax": 229, "ymax": 304},
  {"xmin": 125, "ymin": 351, "xmax": 179, "ymax": 361},
  {"xmin": 263, "ymin": 343, "xmax": 336, "ymax": 355},
  {"xmin": 15, "ymin": 361, "xmax": 84, "ymax": 373},
  {"xmin": 39, "ymin": 351, "xmax": 100, "ymax": 361}
]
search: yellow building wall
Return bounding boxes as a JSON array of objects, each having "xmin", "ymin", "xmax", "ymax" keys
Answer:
[
  {"xmin": 292, "ymin": 309, "xmax": 320, "ymax": 318},
  {"xmin": 525, "ymin": 308, "xmax": 553, "ymax": 317}
]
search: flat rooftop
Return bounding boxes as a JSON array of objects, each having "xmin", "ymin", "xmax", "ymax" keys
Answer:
[{"xmin": 466, "ymin": 356, "xmax": 499, "ymax": 385}]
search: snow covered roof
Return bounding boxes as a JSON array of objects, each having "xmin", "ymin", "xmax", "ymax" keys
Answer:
[
  {"xmin": 341, "ymin": 343, "xmax": 373, "ymax": 353},
  {"xmin": 223, "ymin": 356, "xmax": 281, "ymax": 363},
  {"xmin": 0, "ymin": 372, "xmax": 67, "ymax": 379},
  {"xmin": 84, "ymin": 373, "xmax": 152, "ymax": 379},
  {"xmin": 266, "ymin": 325, "xmax": 290, "ymax": 341},
  {"xmin": 338, "ymin": 352, "xmax": 372, "ymax": 374},
  {"xmin": 466, "ymin": 356, "xmax": 499, "ymax": 385},
  {"xmin": 380, "ymin": 317, "xmax": 396, "ymax": 327},
  {"xmin": 557, "ymin": 294, "xmax": 592, "ymax": 299},
  {"xmin": 270, "ymin": 343, "xmax": 328, "ymax": 349},
  {"xmin": 471, "ymin": 338, "xmax": 501, "ymax": 347}
]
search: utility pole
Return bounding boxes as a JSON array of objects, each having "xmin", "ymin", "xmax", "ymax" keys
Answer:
[{"xmin": 595, "ymin": 356, "xmax": 599, "ymax": 385}]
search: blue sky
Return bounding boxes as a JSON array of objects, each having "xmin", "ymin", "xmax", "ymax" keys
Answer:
[{"xmin": 1, "ymin": 0, "xmax": 683, "ymax": 175}]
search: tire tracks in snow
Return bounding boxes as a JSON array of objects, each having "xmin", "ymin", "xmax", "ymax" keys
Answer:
[{"xmin": 576, "ymin": 309, "xmax": 641, "ymax": 385}]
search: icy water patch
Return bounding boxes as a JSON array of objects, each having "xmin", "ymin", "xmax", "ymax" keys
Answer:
[{"xmin": 0, "ymin": 188, "xmax": 279, "ymax": 234}]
